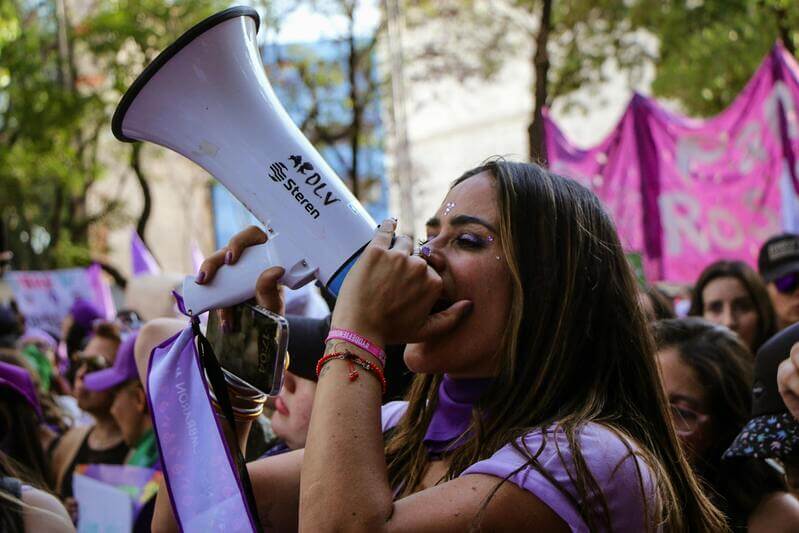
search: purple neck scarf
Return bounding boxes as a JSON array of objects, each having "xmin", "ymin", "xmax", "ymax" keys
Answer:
[{"xmin": 423, "ymin": 375, "xmax": 491, "ymax": 455}]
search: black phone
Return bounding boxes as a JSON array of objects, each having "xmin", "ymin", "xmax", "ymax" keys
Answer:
[{"xmin": 205, "ymin": 301, "xmax": 289, "ymax": 396}]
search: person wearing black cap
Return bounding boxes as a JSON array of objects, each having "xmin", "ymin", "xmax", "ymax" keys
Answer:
[
  {"xmin": 261, "ymin": 315, "xmax": 322, "ymax": 456},
  {"xmin": 759, "ymin": 234, "xmax": 799, "ymax": 331},
  {"xmin": 264, "ymin": 315, "xmax": 411, "ymax": 456},
  {"xmin": 654, "ymin": 318, "xmax": 799, "ymax": 530},
  {"xmin": 725, "ymin": 322, "xmax": 799, "ymax": 511}
]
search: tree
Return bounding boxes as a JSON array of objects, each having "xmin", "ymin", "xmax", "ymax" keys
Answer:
[
  {"xmin": 0, "ymin": 0, "xmax": 111, "ymax": 270},
  {"xmin": 81, "ymin": 0, "xmax": 239, "ymax": 245},
  {"xmin": 0, "ymin": 0, "xmax": 242, "ymax": 272},
  {"xmin": 265, "ymin": 0, "xmax": 387, "ymax": 204},
  {"xmin": 404, "ymin": 0, "xmax": 650, "ymax": 160},
  {"xmin": 632, "ymin": 0, "xmax": 799, "ymax": 116}
]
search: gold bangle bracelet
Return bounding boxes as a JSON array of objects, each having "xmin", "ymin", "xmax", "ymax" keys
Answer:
[
  {"xmin": 232, "ymin": 410, "xmax": 264, "ymax": 421},
  {"xmin": 211, "ymin": 398, "xmax": 264, "ymax": 418},
  {"xmin": 228, "ymin": 386, "xmax": 267, "ymax": 404}
]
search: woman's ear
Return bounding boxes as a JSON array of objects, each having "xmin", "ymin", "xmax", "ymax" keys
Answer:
[{"xmin": 135, "ymin": 385, "xmax": 148, "ymax": 414}]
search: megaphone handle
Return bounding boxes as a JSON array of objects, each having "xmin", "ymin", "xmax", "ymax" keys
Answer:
[{"xmin": 181, "ymin": 239, "xmax": 314, "ymax": 316}]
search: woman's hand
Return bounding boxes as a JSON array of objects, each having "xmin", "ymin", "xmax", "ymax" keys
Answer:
[
  {"xmin": 331, "ymin": 219, "xmax": 472, "ymax": 347},
  {"xmin": 778, "ymin": 342, "xmax": 799, "ymax": 421},
  {"xmin": 195, "ymin": 225, "xmax": 286, "ymax": 322}
]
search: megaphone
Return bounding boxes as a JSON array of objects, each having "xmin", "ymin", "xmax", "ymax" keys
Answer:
[{"xmin": 112, "ymin": 6, "xmax": 376, "ymax": 315}]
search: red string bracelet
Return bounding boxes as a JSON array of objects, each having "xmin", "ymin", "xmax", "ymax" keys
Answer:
[{"xmin": 316, "ymin": 351, "xmax": 387, "ymax": 394}]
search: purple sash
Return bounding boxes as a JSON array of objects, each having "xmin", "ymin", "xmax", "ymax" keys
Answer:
[{"xmin": 147, "ymin": 322, "xmax": 258, "ymax": 532}]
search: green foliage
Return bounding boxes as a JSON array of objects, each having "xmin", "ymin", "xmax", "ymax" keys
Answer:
[
  {"xmin": 403, "ymin": 0, "xmax": 652, "ymax": 157},
  {"xmin": 83, "ymin": 0, "xmax": 233, "ymax": 94},
  {"xmin": 0, "ymin": 0, "xmax": 234, "ymax": 270},
  {"xmin": 1, "ymin": 1, "xmax": 105, "ymax": 269},
  {"xmin": 632, "ymin": 0, "xmax": 799, "ymax": 116},
  {"xmin": 266, "ymin": 0, "xmax": 386, "ymax": 202},
  {"xmin": 405, "ymin": 0, "xmax": 648, "ymax": 109}
]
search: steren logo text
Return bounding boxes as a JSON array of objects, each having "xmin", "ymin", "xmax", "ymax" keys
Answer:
[{"xmin": 268, "ymin": 155, "xmax": 340, "ymax": 220}]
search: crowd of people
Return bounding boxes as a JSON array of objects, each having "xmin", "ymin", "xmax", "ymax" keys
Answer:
[{"xmin": 4, "ymin": 160, "xmax": 799, "ymax": 530}]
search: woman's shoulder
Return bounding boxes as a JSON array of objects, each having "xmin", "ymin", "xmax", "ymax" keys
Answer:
[
  {"xmin": 22, "ymin": 485, "xmax": 75, "ymax": 532},
  {"xmin": 748, "ymin": 491, "xmax": 799, "ymax": 532},
  {"xmin": 381, "ymin": 400, "xmax": 409, "ymax": 432},
  {"xmin": 465, "ymin": 421, "xmax": 653, "ymax": 474},
  {"xmin": 461, "ymin": 421, "xmax": 658, "ymax": 532}
]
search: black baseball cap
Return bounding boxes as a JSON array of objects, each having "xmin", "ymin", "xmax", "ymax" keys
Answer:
[
  {"xmin": 285, "ymin": 315, "xmax": 328, "ymax": 382},
  {"xmin": 285, "ymin": 314, "xmax": 412, "ymax": 401},
  {"xmin": 724, "ymin": 322, "xmax": 799, "ymax": 459},
  {"xmin": 758, "ymin": 233, "xmax": 799, "ymax": 283}
]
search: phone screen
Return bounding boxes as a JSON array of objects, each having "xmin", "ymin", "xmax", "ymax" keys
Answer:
[{"xmin": 205, "ymin": 302, "xmax": 288, "ymax": 396}]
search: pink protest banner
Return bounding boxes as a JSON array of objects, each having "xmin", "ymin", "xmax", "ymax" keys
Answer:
[
  {"xmin": 6, "ymin": 264, "xmax": 116, "ymax": 334},
  {"xmin": 545, "ymin": 43, "xmax": 799, "ymax": 283}
]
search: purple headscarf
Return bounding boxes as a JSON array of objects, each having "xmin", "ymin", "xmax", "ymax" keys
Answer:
[
  {"xmin": 70, "ymin": 298, "xmax": 103, "ymax": 331},
  {"xmin": 0, "ymin": 361, "xmax": 43, "ymax": 419}
]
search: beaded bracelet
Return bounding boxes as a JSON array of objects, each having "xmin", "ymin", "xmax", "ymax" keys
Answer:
[
  {"xmin": 325, "ymin": 329, "xmax": 386, "ymax": 367},
  {"xmin": 316, "ymin": 351, "xmax": 387, "ymax": 394}
]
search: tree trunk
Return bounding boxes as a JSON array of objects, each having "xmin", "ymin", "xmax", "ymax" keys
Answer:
[
  {"xmin": 96, "ymin": 260, "xmax": 128, "ymax": 289},
  {"xmin": 54, "ymin": 0, "xmax": 74, "ymax": 88},
  {"xmin": 130, "ymin": 144, "xmax": 153, "ymax": 245},
  {"xmin": 49, "ymin": 184, "xmax": 64, "ymax": 250},
  {"xmin": 775, "ymin": 8, "xmax": 795, "ymax": 56},
  {"xmin": 348, "ymin": 16, "xmax": 361, "ymax": 199},
  {"xmin": 528, "ymin": 0, "xmax": 553, "ymax": 163}
]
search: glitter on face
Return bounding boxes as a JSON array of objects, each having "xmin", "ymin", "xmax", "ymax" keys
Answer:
[
  {"xmin": 487, "ymin": 235, "xmax": 494, "ymax": 242},
  {"xmin": 443, "ymin": 202, "xmax": 456, "ymax": 216}
]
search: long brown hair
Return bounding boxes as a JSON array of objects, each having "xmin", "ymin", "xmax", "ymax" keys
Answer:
[
  {"xmin": 384, "ymin": 161, "xmax": 726, "ymax": 531},
  {"xmin": 688, "ymin": 260, "xmax": 777, "ymax": 352},
  {"xmin": 653, "ymin": 318, "xmax": 788, "ymax": 529}
]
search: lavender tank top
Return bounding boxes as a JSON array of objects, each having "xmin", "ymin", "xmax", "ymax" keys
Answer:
[{"xmin": 381, "ymin": 401, "xmax": 658, "ymax": 532}]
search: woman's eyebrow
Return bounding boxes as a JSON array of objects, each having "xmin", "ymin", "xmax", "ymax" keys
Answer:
[
  {"xmin": 669, "ymin": 393, "xmax": 701, "ymax": 409},
  {"xmin": 426, "ymin": 217, "xmax": 441, "ymax": 228},
  {"xmin": 449, "ymin": 214, "xmax": 498, "ymax": 233}
]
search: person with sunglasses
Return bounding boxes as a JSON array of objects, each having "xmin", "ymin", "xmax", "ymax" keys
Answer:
[
  {"xmin": 50, "ymin": 321, "xmax": 128, "ymax": 521},
  {"xmin": 759, "ymin": 234, "xmax": 799, "ymax": 331},
  {"xmin": 654, "ymin": 317, "xmax": 799, "ymax": 531}
]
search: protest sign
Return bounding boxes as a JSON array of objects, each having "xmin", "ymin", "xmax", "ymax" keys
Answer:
[
  {"xmin": 6, "ymin": 264, "xmax": 114, "ymax": 334},
  {"xmin": 75, "ymin": 464, "xmax": 161, "ymax": 519},
  {"xmin": 74, "ymin": 473, "xmax": 133, "ymax": 533},
  {"xmin": 545, "ymin": 43, "xmax": 799, "ymax": 282}
]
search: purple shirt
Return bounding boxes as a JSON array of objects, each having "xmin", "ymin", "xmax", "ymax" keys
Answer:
[{"xmin": 382, "ymin": 401, "xmax": 657, "ymax": 532}]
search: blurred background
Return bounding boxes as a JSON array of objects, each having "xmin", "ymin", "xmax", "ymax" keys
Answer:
[{"xmin": 1, "ymin": 0, "xmax": 798, "ymax": 305}]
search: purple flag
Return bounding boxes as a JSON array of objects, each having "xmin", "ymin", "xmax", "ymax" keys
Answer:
[
  {"xmin": 147, "ymin": 321, "xmax": 257, "ymax": 532},
  {"xmin": 87, "ymin": 263, "xmax": 116, "ymax": 319},
  {"xmin": 131, "ymin": 230, "xmax": 161, "ymax": 276},
  {"xmin": 545, "ymin": 43, "xmax": 799, "ymax": 282}
]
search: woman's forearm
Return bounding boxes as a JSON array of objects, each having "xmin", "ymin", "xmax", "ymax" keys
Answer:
[
  {"xmin": 152, "ymin": 479, "xmax": 179, "ymax": 533},
  {"xmin": 299, "ymin": 343, "xmax": 394, "ymax": 531}
]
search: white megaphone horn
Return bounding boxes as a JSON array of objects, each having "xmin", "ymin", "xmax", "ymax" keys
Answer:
[{"xmin": 112, "ymin": 6, "xmax": 377, "ymax": 315}]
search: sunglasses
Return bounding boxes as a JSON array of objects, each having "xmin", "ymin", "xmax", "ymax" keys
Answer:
[
  {"xmin": 74, "ymin": 353, "xmax": 110, "ymax": 372},
  {"xmin": 774, "ymin": 272, "xmax": 799, "ymax": 295},
  {"xmin": 669, "ymin": 403, "xmax": 709, "ymax": 436}
]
